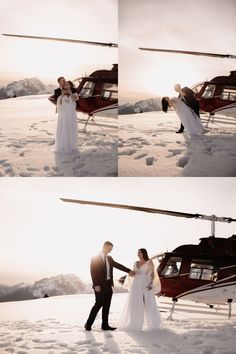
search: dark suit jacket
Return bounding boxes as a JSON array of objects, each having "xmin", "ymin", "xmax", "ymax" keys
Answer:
[
  {"xmin": 90, "ymin": 254, "xmax": 131, "ymax": 289},
  {"xmin": 181, "ymin": 87, "xmax": 200, "ymax": 117},
  {"xmin": 53, "ymin": 87, "xmax": 63, "ymax": 101}
]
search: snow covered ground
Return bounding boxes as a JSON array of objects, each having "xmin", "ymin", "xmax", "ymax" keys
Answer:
[
  {"xmin": 118, "ymin": 111, "xmax": 236, "ymax": 176},
  {"xmin": 0, "ymin": 95, "xmax": 117, "ymax": 177},
  {"xmin": 0, "ymin": 293, "xmax": 235, "ymax": 354}
]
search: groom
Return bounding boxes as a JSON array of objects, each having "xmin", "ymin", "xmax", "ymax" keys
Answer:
[
  {"xmin": 48, "ymin": 76, "xmax": 66, "ymax": 105},
  {"xmin": 84, "ymin": 241, "xmax": 134, "ymax": 331},
  {"xmin": 48, "ymin": 76, "xmax": 77, "ymax": 104},
  {"xmin": 174, "ymin": 84, "xmax": 200, "ymax": 133}
]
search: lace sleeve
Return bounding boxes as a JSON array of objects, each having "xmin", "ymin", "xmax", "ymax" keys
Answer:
[{"xmin": 56, "ymin": 95, "xmax": 63, "ymax": 110}]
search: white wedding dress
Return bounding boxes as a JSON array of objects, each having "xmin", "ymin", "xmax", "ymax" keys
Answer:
[
  {"xmin": 118, "ymin": 260, "xmax": 162, "ymax": 331},
  {"xmin": 170, "ymin": 97, "xmax": 205, "ymax": 136},
  {"xmin": 55, "ymin": 94, "xmax": 78, "ymax": 154}
]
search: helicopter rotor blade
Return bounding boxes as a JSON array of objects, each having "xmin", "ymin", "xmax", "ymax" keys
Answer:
[
  {"xmin": 60, "ymin": 198, "xmax": 236, "ymax": 223},
  {"xmin": 138, "ymin": 48, "xmax": 236, "ymax": 59},
  {"xmin": 2, "ymin": 33, "xmax": 118, "ymax": 48}
]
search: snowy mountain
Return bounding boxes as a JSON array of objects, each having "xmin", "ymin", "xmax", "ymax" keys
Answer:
[
  {"xmin": 119, "ymin": 97, "xmax": 162, "ymax": 115},
  {"xmin": 0, "ymin": 282, "xmax": 30, "ymax": 298},
  {"xmin": 0, "ymin": 78, "xmax": 56, "ymax": 99},
  {"xmin": 0, "ymin": 274, "xmax": 90, "ymax": 302}
]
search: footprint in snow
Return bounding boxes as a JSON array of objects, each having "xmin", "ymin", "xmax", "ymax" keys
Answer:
[
  {"xmin": 134, "ymin": 153, "xmax": 148, "ymax": 160},
  {"xmin": 177, "ymin": 156, "xmax": 189, "ymax": 168},
  {"xmin": 119, "ymin": 149, "xmax": 137, "ymax": 156},
  {"xmin": 146, "ymin": 156, "xmax": 154, "ymax": 166}
]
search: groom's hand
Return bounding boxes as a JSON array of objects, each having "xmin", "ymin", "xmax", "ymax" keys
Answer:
[
  {"xmin": 129, "ymin": 271, "xmax": 135, "ymax": 277},
  {"xmin": 94, "ymin": 286, "xmax": 101, "ymax": 292}
]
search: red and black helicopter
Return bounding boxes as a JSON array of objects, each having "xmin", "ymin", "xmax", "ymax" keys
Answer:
[
  {"xmin": 2, "ymin": 33, "xmax": 118, "ymax": 128},
  {"xmin": 60, "ymin": 198, "xmax": 236, "ymax": 320},
  {"xmin": 139, "ymin": 47, "xmax": 236, "ymax": 124}
]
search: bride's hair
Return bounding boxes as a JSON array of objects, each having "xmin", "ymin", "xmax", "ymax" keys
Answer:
[
  {"xmin": 67, "ymin": 81, "xmax": 74, "ymax": 89},
  {"xmin": 139, "ymin": 248, "xmax": 149, "ymax": 261},
  {"xmin": 161, "ymin": 97, "xmax": 170, "ymax": 113}
]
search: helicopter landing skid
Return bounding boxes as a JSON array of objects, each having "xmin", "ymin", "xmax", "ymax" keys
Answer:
[
  {"xmin": 205, "ymin": 113, "xmax": 215, "ymax": 127},
  {"xmin": 227, "ymin": 299, "xmax": 233, "ymax": 320},
  {"xmin": 83, "ymin": 114, "xmax": 95, "ymax": 132},
  {"xmin": 167, "ymin": 298, "xmax": 178, "ymax": 321}
]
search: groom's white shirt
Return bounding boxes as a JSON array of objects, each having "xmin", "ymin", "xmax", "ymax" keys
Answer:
[{"xmin": 100, "ymin": 252, "xmax": 111, "ymax": 280}]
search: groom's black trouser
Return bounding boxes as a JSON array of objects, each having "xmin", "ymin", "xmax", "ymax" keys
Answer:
[
  {"xmin": 179, "ymin": 123, "xmax": 184, "ymax": 132},
  {"xmin": 86, "ymin": 280, "xmax": 113, "ymax": 327}
]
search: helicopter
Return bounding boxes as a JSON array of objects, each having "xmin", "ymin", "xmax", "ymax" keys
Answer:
[
  {"xmin": 139, "ymin": 47, "xmax": 236, "ymax": 125},
  {"xmin": 60, "ymin": 198, "xmax": 236, "ymax": 320},
  {"xmin": 2, "ymin": 33, "xmax": 118, "ymax": 129}
]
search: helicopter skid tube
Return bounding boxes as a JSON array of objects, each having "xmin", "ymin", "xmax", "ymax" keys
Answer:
[{"xmin": 90, "ymin": 103, "xmax": 118, "ymax": 118}]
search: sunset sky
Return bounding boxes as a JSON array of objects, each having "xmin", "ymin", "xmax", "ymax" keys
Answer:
[
  {"xmin": 0, "ymin": 0, "xmax": 117, "ymax": 85},
  {"xmin": 0, "ymin": 178, "xmax": 235, "ymax": 285},
  {"xmin": 119, "ymin": 0, "xmax": 236, "ymax": 102}
]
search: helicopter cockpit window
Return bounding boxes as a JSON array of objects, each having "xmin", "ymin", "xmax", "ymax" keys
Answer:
[
  {"xmin": 101, "ymin": 83, "xmax": 118, "ymax": 100},
  {"xmin": 201, "ymin": 84, "xmax": 216, "ymax": 99},
  {"xmin": 191, "ymin": 83, "xmax": 204, "ymax": 95},
  {"xmin": 161, "ymin": 257, "xmax": 182, "ymax": 277},
  {"xmin": 189, "ymin": 260, "xmax": 218, "ymax": 281},
  {"xmin": 221, "ymin": 87, "xmax": 236, "ymax": 101},
  {"xmin": 79, "ymin": 81, "xmax": 95, "ymax": 98}
]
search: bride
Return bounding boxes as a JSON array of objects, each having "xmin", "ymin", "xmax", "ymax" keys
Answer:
[
  {"xmin": 119, "ymin": 248, "xmax": 162, "ymax": 331},
  {"xmin": 55, "ymin": 81, "xmax": 78, "ymax": 154},
  {"xmin": 163, "ymin": 96, "xmax": 205, "ymax": 137}
]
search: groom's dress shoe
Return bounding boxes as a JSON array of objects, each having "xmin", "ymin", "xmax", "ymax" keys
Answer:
[
  {"xmin": 84, "ymin": 324, "xmax": 92, "ymax": 331},
  {"xmin": 102, "ymin": 325, "xmax": 117, "ymax": 331}
]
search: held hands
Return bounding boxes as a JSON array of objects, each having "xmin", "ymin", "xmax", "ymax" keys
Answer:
[
  {"xmin": 129, "ymin": 270, "xmax": 136, "ymax": 277},
  {"xmin": 94, "ymin": 285, "xmax": 101, "ymax": 292}
]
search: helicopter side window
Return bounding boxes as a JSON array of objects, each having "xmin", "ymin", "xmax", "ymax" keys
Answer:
[
  {"xmin": 79, "ymin": 81, "xmax": 95, "ymax": 98},
  {"xmin": 201, "ymin": 84, "xmax": 216, "ymax": 99},
  {"xmin": 221, "ymin": 87, "xmax": 236, "ymax": 101},
  {"xmin": 101, "ymin": 83, "xmax": 118, "ymax": 100},
  {"xmin": 161, "ymin": 257, "xmax": 182, "ymax": 277},
  {"xmin": 189, "ymin": 260, "xmax": 218, "ymax": 281}
]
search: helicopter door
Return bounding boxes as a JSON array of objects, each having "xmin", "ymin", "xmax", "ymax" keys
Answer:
[
  {"xmin": 101, "ymin": 83, "xmax": 118, "ymax": 100},
  {"xmin": 79, "ymin": 81, "xmax": 95, "ymax": 98},
  {"xmin": 161, "ymin": 257, "xmax": 182, "ymax": 277},
  {"xmin": 191, "ymin": 82, "xmax": 204, "ymax": 95},
  {"xmin": 189, "ymin": 259, "xmax": 218, "ymax": 282},
  {"xmin": 201, "ymin": 84, "xmax": 216, "ymax": 99}
]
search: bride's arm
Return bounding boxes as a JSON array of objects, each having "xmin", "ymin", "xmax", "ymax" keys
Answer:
[{"xmin": 70, "ymin": 92, "xmax": 78, "ymax": 102}]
